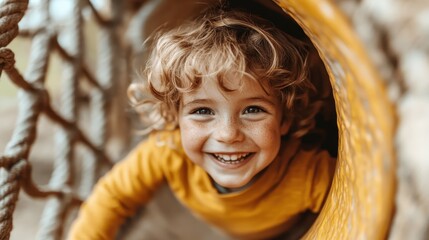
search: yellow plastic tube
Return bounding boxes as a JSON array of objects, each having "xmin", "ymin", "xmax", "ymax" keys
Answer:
[{"xmin": 273, "ymin": 0, "xmax": 396, "ymax": 239}]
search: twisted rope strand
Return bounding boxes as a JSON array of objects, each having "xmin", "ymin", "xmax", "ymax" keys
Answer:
[
  {"xmin": 0, "ymin": 166, "xmax": 21, "ymax": 240},
  {"xmin": 37, "ymin": 0, "xmax": 84, "ymax": 238},
  {"xmin": 1, "ymin": 55, "xmax": 114, "ymax": 167},
  {"xmin": 0, "ymin": 1, "xmax": 34, "ymax": 238},
  {"xmin": 0, "ymin": 1, "xmax": 27, "ymax": 48},
  {"xmin": 52, "ymin": 38, "xmax": 104, "ymax": 90},
  {"xmin": 0, "ymin": 0, "xmax": 126, "ymax": 238},
  {"xmin": 79, "ymin": 0, "xmax": 123, "ymax": 197},
  {"xmin": 82, "ymin": 0, "xmax": 114, "ymax": 26}
]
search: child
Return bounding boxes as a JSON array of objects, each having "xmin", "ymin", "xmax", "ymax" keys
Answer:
[{"xmin": 68, "ymin": 6, "xmax": 336, "ymax": 240}]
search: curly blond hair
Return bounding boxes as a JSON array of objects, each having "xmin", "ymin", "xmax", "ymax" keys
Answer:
[{"xmin": 128, "ymin": 7, "xmax": 322, "ymax": 138}]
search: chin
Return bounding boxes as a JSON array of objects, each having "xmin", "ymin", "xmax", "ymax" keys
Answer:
[{"xmin": 213, "ymin": 176, "xmax": 252, "ymax": 190}]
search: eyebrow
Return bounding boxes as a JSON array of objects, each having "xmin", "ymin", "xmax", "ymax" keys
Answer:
[
  {"xmin": 245, "ymin": 96, "xmax": 277, "ymax": 106},
  {"xmin": 182, "ymin": 98, "xmax": 213, "ymax": 107},
  {"xmin": 182, "ymin": 96, "xmax": 276, "ymax": 107}
]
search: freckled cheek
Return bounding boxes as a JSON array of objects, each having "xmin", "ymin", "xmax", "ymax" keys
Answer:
[
  {"xmin": 246, "ymin": 122, "xmax": 282, "ymax": 151},
  {"xmin": 179, "ymin": 120, "xmax": 207, "ymax": 153}
]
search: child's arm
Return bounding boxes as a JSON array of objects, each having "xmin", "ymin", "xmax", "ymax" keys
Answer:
[{"xmin": 68, "ymin": 135, "xmax": 168, "ymax": 240}]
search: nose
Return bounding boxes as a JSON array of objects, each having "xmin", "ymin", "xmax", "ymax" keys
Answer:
[{"xmin": 213, "ymin": 117, "xmax": 244, "ymax": 143}]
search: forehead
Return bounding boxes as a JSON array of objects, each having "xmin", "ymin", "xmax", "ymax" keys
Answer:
[
  {"xmin": 208, "ymin": 71, "xmax": 271, "ymax": 91},
  {"xmin": 181, "ymin": 74, "xmax": 279, "ymax": 103}
]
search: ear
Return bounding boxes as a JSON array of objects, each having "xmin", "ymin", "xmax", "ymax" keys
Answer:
[{"xmin": 280, "ymin": 119, "xmax": 292, "ymax": 136}]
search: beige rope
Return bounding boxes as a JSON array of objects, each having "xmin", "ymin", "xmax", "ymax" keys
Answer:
[
  {"xmin": 0, "ymin": 1, "xmax": 27, "ymax": 48},
  {"xmin": 36, "ymin": 0, "xmax": 82, "ymax": 238},
  {"xmin": 1, "ymin": 0, "xmax": 120, "ymax": 239},
  {"xmin": 0, "ymin": 2, "xmax": 83, "ymax": 204},
  {"xmin": 79, "ymin": 0, "xmax": 123, "ymax": 198},
  {"xmin": 0, "ymin": 1, "xmax": 29, "ymax": 239},
  {"xmin": 0, "ymin": 160, "xmax": 27, "ymax": 240}
]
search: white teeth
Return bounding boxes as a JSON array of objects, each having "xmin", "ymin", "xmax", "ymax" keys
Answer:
[{"xmin": 212, "ymin": 153, "xmax": 250, "ymax": 164}]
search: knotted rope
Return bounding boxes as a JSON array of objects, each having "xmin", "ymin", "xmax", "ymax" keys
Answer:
[
  {"xmin": 79, "ymin": 1, "xmax": 123, "ymax": 198},
  {"xmin": 0, "ymin": 0, "xmax": 121, "ymax": 239},
  {"xmin": 35, "ymin": 0, "xmax": 81, "ymax": 238},
  {"xmin": 0, "ymin": 1, "xmax": 31, "ymax": 239}
]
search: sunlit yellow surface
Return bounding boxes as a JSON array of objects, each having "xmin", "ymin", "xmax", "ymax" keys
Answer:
[{"xmin": 274, "ymin": 0, "xmax": 396, "ymax": 239}]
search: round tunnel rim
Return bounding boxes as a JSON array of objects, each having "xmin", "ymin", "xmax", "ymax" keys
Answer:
[{"xmin": 272, "ymin": 0, "xmax": 396, "ymax": 239}]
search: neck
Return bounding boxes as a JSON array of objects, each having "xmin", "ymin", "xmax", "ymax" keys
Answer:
[{"xmin": 211, "ymin": 168, "xmax": 267, "ymax": 194}]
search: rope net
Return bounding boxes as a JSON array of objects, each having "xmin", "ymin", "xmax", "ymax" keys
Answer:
[{"xmin": 0, "ymin": 0, "xmax": 131, "ymax": 239}]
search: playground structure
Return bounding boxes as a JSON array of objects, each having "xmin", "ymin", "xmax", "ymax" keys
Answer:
[{"xmin": 0, "ymin": 0, "xmax": 428, "ymax": 239}]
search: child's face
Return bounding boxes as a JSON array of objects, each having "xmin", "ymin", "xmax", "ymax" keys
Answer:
[{"xmin": 178, "ymin": 76, "xmax": 291, "ymax": 191}]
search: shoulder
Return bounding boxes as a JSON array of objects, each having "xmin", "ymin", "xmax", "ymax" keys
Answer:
[
  {"xmin": 292, "ymin": 146, "xmax": 336, "ymax": 212},
  {"xmin": 283, "ymin": 140, "xmax": 335, "ymax": 176},
  {"xmin": 290, "ymin": 144, "xmax": 335, "ymax": 173},
  {"xmin": 133, "ymin": 129, "xmax": 185, "ymax": 155},
  {"xmin": 109, "ymin": 129, "xmax": 188, "ymax": 186},
  {"xmin": 117, "ymin": 129, "xmax": 186, "ymax": 172},
  {"xmin": 142, "ymin": 129, "xmax": 189, "ymax": 170},
  {"xmin": 277, "ymin": 139, "xmax": 335, "ymax": 188}
]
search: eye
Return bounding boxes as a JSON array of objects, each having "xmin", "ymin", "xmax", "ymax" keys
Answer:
[
  {"xmin": 191, "ymin": 107, "xmax": 214, "ymax": 115},
  {"xmin": 243, "ymin": 106, "xmax": 265, "ymax": 114}
]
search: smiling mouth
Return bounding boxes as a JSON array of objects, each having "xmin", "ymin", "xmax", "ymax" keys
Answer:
[{"xmin": 211, "ymin": 153, "xmax": 252, "ymax": 164}]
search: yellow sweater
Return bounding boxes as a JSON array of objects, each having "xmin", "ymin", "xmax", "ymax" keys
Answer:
[{"xmin": 68, "ymin": 130, "xmax": 335, "ymax": 239}]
